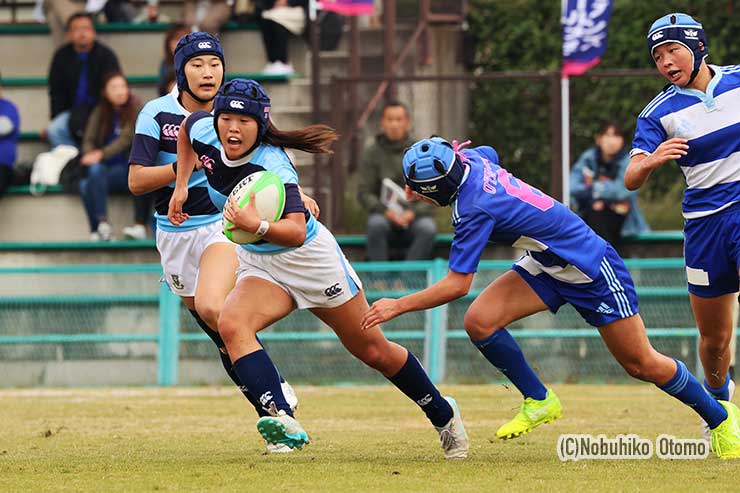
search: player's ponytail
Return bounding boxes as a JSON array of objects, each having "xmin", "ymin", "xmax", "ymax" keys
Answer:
[{"xmin": 263, "ymin": 121, "xmax": 339, "ymax": 154}]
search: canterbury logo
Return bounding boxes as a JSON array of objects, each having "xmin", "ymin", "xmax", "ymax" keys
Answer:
[
  {"xmin": 199, "ymin": 154, "xmax": 215, "ymax": 173},
  {"xmin": 324, "ymin": 283, "xmax": 343, "ymax": 298},
  {"xmin": 197, "ymin": 41, "xmax": 212, "ymax": 49},
  {"xmin": 259, "ymin": 391, "xmax": 273, "ymax": 406},
  {"xmin": 416, "ymin": 394, "xmax": 433, "ymax": 406},
  {"xmin": 230, "ymin": 100, "xmax": 245, "ymax": 109},
  {"xmin": 651, "ymin": 31, "xmax": 664, "ymax": 41},
  {"xmin": 162, "ymin": 123, "xmax": 180, "ymax": 140},
  {"xmin": 684, "ymin": 29, "xmax": 698, "ymax": 38}
]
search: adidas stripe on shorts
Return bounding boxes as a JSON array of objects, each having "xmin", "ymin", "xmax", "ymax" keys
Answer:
[{"xmin": 513, "ymin": 243, "xmax": 639, "ymax": 327}]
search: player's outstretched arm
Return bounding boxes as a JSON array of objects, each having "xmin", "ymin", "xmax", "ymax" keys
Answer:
[
  {"xmin": 168, "ymin": 119, "xmax": 199, "ymax": 225},
  {"xmin": 361, "ymin": 270, "xmax": 474, "ymax": 330},
  {"xmin": 624, "ymin": 138, "xmax": 688, "ymax": 190}
]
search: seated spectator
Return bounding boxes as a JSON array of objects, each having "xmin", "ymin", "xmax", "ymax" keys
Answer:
[
  {"xmin": 0, "ymin": 75, "xmax": 20, "ymax": 199},
  {"xmin": 38, "ymin": 0, "xmax": 80, "ymax": 48},
  {"xmin": 570, "ymin": 121, "xmax": 650, "ymax": 247},
  {"xmin": 257, "ymin": 0, "xmax": 307, "ymax": 75},
  {"xmin": 147, "ymin": 0, "xmax": 232, "ymax": 34},
  {"xmin": 358, "ymin": 101, "xmax": 437, "ymax": 261},
  {"xmin": 159, "ymin": 23, "xmax": 191, "ymax": 89},
  {"xmin": 79, "ymin": 72, "xmax": 145, "ymax": 241},
  {"xmin": 46, "ymin": 13, "xmax": 121, "ymax": 150}
]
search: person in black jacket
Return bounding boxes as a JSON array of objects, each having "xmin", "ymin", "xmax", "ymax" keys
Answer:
[{"xmin": 46, "ymin": 13, "xmax": 121, "ymax": 149}]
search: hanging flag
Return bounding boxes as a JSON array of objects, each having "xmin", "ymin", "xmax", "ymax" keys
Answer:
[
  {"xmin": 561, "ymin": 0, "xmax": 614, "ymax": 76},
  {"xmin": 318, "ymin": 0, "xmax": 374, "ymax": 16}
]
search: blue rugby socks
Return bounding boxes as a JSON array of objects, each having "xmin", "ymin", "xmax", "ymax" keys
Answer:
[
  {"xmin": 472, "ymin": 329, "xmax": 548, "ymax": 400},
  {"xmin": 233, "ymin": 350, "xmax": 294, "ymax": 417},
  {"xmin": 660, "ymin": 359, "xmax": 728, "ymax": 429},
  {"xmin": 704, "ymin": 372, "xmax": 732, "ymax": 401},
  {"xmin": 189, "ymin": 309, "xmax": 271, "ymax": 417},
  {"xmin": 387, "ymin": 352, "xmax": 454, "ymax": 427}
]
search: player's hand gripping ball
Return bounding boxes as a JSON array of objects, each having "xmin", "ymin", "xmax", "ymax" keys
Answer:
[{"xmin": 223, "ymin": 171, "xmax": 285, "ymax": 244}]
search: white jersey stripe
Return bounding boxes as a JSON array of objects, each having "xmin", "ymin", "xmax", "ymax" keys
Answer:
[
  {"xmin": 659, "ymin": 87, "xmax": 740, "ymax": 141},
  {"xmin": 681, "ymin": 151, "xmax": 740, "ymax": 189}
]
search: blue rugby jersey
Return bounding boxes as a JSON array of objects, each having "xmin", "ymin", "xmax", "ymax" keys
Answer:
[
  {"xmin": 632, "ymin": 64, "xmax": 740, "ymax": 219},
  {"xmin": 449, "ymin": 146, "xmax": 607, "ymax": 282},
  {"xmin": 186, "ymin": 110, "xmax": 317, "ymax": 254},
  {"xmin": 129, "ymin": 87, "xmax": 220, "ymax": 232}
]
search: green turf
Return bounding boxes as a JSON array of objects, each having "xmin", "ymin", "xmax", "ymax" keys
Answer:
[{"xmin": 0, "ymin": 385, "xmax": 737, "ymax": 491}]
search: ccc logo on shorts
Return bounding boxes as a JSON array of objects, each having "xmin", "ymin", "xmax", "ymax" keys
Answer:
[
  {"xmin": 324, "ymin": 283, "xmax": 343, "ymax": 299},
  {"xmin": 162, "ymin": 123, "xmax": 180, "ymax": 141}
]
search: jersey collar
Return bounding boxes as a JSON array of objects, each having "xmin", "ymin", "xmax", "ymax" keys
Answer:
[{"xmin": 673, "ymin": 64, "xmax": 723, "ymax": 111}]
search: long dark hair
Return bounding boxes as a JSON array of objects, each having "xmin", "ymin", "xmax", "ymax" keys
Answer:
[
  {"xmin": 263, "ymin": 120, "xmax": 339, "ymax": 154},
  {"xmin": 98, "ymin": 71, "xmax": 138, "ymax": 139},
  {"xmin": 164, "ymin": 23, "xmax": 188, "ymax": 66}
]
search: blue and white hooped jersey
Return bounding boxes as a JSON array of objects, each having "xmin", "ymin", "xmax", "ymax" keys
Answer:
[
  {"xmin": 632, "ymin": 64, "xmax": 740, "ymax": 219},
  {"xmin": 129, "ymin": 86, "xmax": 220, "ymax": 232},
  {"xmin": 185, "ymin": 110, "xmax": 317, "ymax": 254},
  {"xmin": 449, "ymin": 146, "xmax": 607, "ymax": 282}
]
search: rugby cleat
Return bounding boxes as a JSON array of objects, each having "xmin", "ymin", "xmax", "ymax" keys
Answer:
[
  {"xmin": 496, "ymin": 389, "xmax": 562, "ymax": 440},
  {"xmin": 702, "ymin": 379, "xmax": 735, "ymax": 441},
  {"xmin": 265, "ymin": 442, "xmax": 294, "ymax": 454},
  {"xmin": 434, "ymin": 396, "xmax": 469, "ymax": 459},
  {"xmin": 257, "ymin": 411, "xmax": 309, "ymax": 450},
  {"xmin": 710, "ymin": 401, "xmax": 740, "ymax": 459},
  {"xmin": 282, "ymin": 380, "xmax": 299, "ymax": 413}
]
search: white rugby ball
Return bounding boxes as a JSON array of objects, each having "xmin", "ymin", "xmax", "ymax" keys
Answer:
[{"xmin": 223, "ymin": 171, "xmax": 286, "ymax": 244}]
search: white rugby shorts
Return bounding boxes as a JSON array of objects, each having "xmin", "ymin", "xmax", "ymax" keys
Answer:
[
  {"xmin": 157, "ymin": 220, "xmax": 235, "ymax": 296},
  {"xmin": 236, "ymin": 224, "xmax": 363, "ymax": 309}
]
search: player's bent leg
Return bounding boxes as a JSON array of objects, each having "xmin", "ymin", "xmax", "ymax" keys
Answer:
[
  {"xmin": 220, "ymin": 277, "xmax": 308, "ymax": 449},
  {"xmin": 311, "ymin": 292, "xmax": 468, "ymax": 459},
  {"xmin": 194, "ymin": 241, "xmax": 238, "ymax": 330},
  {"xmin": 690, "ymin": 292, "xmax": 735, "ymax": 390},
  {"xmin": 599, "ymin": 314, "xmax": 740, "ymax": 457},
  {"xmin": 463, "ymin": 270, "xmax": 560, "ymax": 440}
]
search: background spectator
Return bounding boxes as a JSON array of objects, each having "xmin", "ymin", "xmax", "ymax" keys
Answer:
[
  {"xmin": 159, "ymin": 23, "xmax": 191, "ymax": 88},
  {"xmin": 570, "ymin": 121, "xmax": 650, "ymax": 247},
  {"xmin": 357, "ymin": 101, "xmax": 437, "ymax": 261},
  {"xmin": 257, "ymin": 0, "xmax": 307, "ymax": 75},
  {"xmin": 47, "ymin": 13, "xmax": 121, "ymax": 150},
  {"xmin": 0, "ymin": 75, "xmax": 20, "ymax": 199},
  {"xmin": 79, "ymin": 72, "xmax": 144, "ymax": 241},
  {"xmin": 38, "ymin": 0, "xmax": 80, "ymax": 48},
  {"xmin": 148, "ymin": 0, "xmax": 233, "ymax": 34}
]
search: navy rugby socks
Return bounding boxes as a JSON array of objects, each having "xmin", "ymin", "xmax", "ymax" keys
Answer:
[
  {"xmin": 387, "ymin": 352, "xmax": 454, "ymax": 427},
  {"xmin": 189, "ymin": 309, "xmax": 270, "ymax": 417},
  {"xmin": 232, "ymin": 350, "xmax": 294, "ymax": 417},
  {"xmin": 660, "ymin": 359, "xmax": 728, "ymax": 429},
  {"xmin": 472, "ymin": 328, "xmax": 548, "ymax": 400}
]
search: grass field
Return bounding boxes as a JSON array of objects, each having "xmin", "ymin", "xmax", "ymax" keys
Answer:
[{"xmin": 1, "ymin": 384, "xmax": 738, "ymax": 491}]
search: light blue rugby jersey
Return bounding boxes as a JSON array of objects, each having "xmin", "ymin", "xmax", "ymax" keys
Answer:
[
  {"xmin": 188, "ymin": 112, "xmax": 318, "ymax": 254},
  {"xmin": 632, "ymin": 64, "xmax": 740, "ymax": 219},
  {"xmin": 449, "ymin": 146, "xmax": 607, "ymax": 282},
  {"xmin": 129, "ymin": 87, "xmax": 220, "ymax": 232}
]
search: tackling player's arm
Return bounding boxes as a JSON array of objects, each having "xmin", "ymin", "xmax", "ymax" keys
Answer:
[
  {"xmin": 361, "ymin": 270, "xmax": 474, "ymax": 330},
  {"xmin": 129, "ymin": 163, "xmax": 177, "ymax": 196}
]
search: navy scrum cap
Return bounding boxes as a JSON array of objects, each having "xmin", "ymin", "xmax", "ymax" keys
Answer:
[
  {"xmin": 647, "ymin": 13, "xmax": 708, "ymax": 84},
  {"xmin": 402, "ymin": 137, "xmax": 465, "ymax": 207},
  {"xmin": 214, "ymin": 79, "xmax": 271, "ymax": 141},
  {"xmin": 174, "ymin": 32, "xmax": 225, "ymax": 101}
]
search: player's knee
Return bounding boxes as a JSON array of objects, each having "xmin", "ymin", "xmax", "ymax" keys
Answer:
[
  {"xmin": 355, "ymin": 343, "xmax": 391, "ymax": 372},
  {"xmin": 619, "ymin": 354, "xmax": 661, "ymax": 383},
  {"xmin": 700, "ymin": 331, "xmax": 732, "ymax": 355},
  {"xmin": 194, "ymin": 299, "xmax": 221, "ymax": 331},
  {"xmin": 216, "ymin": 313, "xmax": 240, "ymax": 344},
  {"xmin": 463, "ymin": 310, "xmax": 501, "ymax": 341}
]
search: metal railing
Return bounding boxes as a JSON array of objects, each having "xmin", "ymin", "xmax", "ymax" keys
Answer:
[{"xmin": 0, "ymin": 258, "xmax": 706, "ymax": 386}]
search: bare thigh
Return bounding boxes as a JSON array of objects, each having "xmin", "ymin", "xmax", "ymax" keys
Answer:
[{"xmin": 194, "ymin": 242, "xmax": 238, "ymax": 330}]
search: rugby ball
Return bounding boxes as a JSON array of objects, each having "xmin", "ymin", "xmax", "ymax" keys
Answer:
[{"xmin": 223, "ymin": 171, "xmax": 285, "ymax": 244}]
